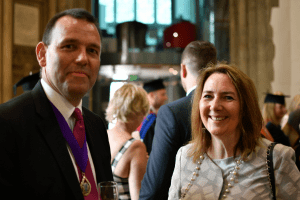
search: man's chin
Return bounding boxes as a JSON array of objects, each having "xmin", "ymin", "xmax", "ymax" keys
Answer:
[{"xmin": 65, "ymin": 85, "xmax": 89, "ymax": 98}]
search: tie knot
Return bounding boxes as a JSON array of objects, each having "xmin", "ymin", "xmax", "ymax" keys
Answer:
[{"xmin": 73, "ymin": 108, "xmax": 83, "ymax": 121}]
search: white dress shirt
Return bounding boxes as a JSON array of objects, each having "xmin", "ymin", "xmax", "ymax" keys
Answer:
[
  {"xmin": 41, "ymin": 79, "xmax": 97, "ymax": 185},
  {"xmin": 186, "ymin": 85, "xmax": 196, "ymax": 96}
]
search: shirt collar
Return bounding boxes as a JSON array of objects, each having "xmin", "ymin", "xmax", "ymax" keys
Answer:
[
  {"xmin": 186, "ymin": 85, "xmax": 196, "ymax": 96},
  {"xmin": 41, "ymin": 78, "xmax": 82, "ymax": 121}
]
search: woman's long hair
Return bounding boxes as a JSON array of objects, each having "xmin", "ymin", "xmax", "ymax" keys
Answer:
[{"xmin": 188, "ymin": 64, "xmax": 263, "ymax": 162}]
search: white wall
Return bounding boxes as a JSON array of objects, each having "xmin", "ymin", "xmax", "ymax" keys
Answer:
[{"xmin": 270, "ymin": 0, "xmax": 300, "ymax": 106}]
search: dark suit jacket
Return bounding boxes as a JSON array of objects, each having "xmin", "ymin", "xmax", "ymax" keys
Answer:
[
  {"xmin": 266, "ymin": 122, "xmax": 291, "ymax": 146},
  {"xmin": 0, "ymin": 81, "xmax": 113, "ymax": 200},
  {"xmin": 139, "ymin": 90, "xmax": 194, "ymax": 200}
]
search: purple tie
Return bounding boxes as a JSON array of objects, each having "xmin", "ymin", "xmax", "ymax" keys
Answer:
[{"xmin": 73, "ymin": 108, "xmax": 98, "ymax": 200}]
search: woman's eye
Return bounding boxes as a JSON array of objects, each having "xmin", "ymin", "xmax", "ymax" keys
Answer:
[
  {"xmin": 225, "ymin": 96, "xmax": 234, "ymax": 100},
  {"xmin": 203, "ymin": 95, "xmax": 212, "ymax": 99}
]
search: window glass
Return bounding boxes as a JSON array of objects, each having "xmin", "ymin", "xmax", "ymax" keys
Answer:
[
  {"xmin": 156, "ymin": 0, "xmax": 171, "ymax": 24},
  {"xmin": 99, "ymin": 0, "xmax": 114, "ymax": 23},
  {"xmin": 137, "ymin": 0, "xmax": 155, "ymax": 24},
  {"xmin": 116, "ymin": 0, "xmax": 135, "ymax": 23}
]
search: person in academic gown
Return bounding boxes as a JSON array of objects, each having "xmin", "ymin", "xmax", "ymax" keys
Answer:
[{"xmin": 262, "ymin": 93, "xmax": 291, "ymax": 146}]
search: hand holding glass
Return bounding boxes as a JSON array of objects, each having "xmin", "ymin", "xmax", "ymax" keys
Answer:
[{"xmin": 98, "ymin": 181, "xmax": 118, "ymax": 200}]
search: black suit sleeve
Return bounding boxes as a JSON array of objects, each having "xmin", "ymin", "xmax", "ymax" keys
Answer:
[
  {"xmin": 0, "ymin": 117, "xmax": 18, "ymax": 196},
  {"xmin": 139, "ymin": 105, "xmax": 183, "ymax": 200}
]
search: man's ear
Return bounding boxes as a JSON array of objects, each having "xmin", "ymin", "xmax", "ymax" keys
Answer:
[
  {"xmin": 148, "ymin": 91, "xmax": 155, "ymax": 99},
  {"xmin": 181, "ymin": 64, "xmax": 187, "ymax": 78},
  {"xmin": 36, "ymin": 42, "xmax": 47, "ymax": 67}
]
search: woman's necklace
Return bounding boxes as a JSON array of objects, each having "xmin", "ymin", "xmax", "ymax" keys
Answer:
[{"xmin": 179, "ymin": 153, "xmax": 244, "ymax": 200}]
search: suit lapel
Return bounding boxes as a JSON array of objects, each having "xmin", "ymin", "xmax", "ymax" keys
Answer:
[{"xmin": 31, "ymin": 82, "xmax": 84, "ymax": 200}]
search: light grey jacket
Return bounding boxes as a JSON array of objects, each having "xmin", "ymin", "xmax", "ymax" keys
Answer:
[{"xmin": 168, "ymin": 138, "xmax": 300, "ymax": 200}]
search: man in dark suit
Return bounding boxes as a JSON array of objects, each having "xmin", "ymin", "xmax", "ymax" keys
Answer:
[
  {"xmin": 139, "ymin": 41, "xmax": 217, "ymax": 200},
  {"xmin": 0, "ymin": 9, "xmax": 113, "ymax": 200}
]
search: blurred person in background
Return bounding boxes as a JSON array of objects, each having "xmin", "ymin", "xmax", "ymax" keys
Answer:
[
  {"xmin": 106, "ymin": 83, "xmax": 149, "ymax": 200},
  {"xmin": 262, "ymin": 92, "xmax": 290, "ymax": 146},
  {"xmin": 281, "ymin": 94, "xmax": 300, "ymax": 127},
  {"xmin": 137, "ymin": 79, "xmax": 168, "ymax": 154},
  {"xmin": 283, "ymin": 108, "xmax": 300, "ymax": 170},
  {"xmin": 281, "ymin": 94, "xmax": 300, "ymax": 146}
]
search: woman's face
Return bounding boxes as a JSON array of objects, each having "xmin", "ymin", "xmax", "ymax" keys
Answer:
[
  {"xmin": 274, "ymin": 103, "xmax": 287, "ymax": 121},
  {"xmin": 199, "ymin": 73, "xmax": 241, "ymax": 139}
]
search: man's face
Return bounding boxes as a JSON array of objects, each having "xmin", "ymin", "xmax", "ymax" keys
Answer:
[
  {"xmin": 38, "ymin": 16, "xmax": 101, "ymax": 106},
  {"xmin": 152, "ymin": 89, "xmax": 168, "ymax": 109},
  {"xmin": 274, "ymin": 103, "xmax": 287, "ymax": 121}
]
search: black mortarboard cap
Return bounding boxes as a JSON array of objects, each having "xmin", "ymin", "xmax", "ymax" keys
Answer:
[
  {"xmin": 13, "ymin": 72, "xmax": 40, "ymax": 95},
  {"xmin": 143, "ymin": 79, "xmax": 165, "ymax": 93},
  {"xmin": 264, "ymin": 93, "xmax": 289, "ymax": 105}
]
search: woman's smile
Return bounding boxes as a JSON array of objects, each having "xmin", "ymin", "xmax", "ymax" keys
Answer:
[{"xmin": 200, "ymin": 73, "xmax": 240, "ymax": 138}]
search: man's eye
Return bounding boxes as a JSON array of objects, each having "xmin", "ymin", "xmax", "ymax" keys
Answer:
[
  {"xmin": 63, "ymin": 44, "xmax": 75, "ymax": 49},
  {"xmin": 88, "ymin": 48, "xmax": 98, "ymax": 54}
]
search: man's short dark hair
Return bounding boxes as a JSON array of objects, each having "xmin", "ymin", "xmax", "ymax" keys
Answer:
[
  {"xmin": 181, "ymin": 41, "xmax": 217, "ymax": 75},
  {"xmin": 42, "ymin": 8, "xmax": 101, "ymax": 45}
]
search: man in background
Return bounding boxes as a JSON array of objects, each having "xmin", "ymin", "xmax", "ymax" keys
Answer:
[
  {"xmin": 0, "ymin": 8, "xmax": 112, "ymax": 199},
  {"xmin": 138, "ymin": 79, "xmax": 168, "ymax": 154},
  {"xmin": 139, "ymin": 41, "xmax": 217, "ymax": 200}
]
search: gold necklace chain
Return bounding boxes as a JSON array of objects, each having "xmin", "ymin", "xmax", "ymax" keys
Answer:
[{"xmin": 179, "ymin": 154, "xmax": 243, "ymax": 200}]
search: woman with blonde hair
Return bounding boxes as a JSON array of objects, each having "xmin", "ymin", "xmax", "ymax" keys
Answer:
[
  {"xmin": 168, "ymin": 64, "xmax": 300, "ymax": 199},
  {"xmin": 106, "ymin": 83, "xmax": 149, "ymax": 200},
  {"xmin": 262, "ymin": 92, "xmax": 290, "ymax": 146}
]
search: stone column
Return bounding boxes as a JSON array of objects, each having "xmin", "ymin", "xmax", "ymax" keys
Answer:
[{"xmin": 229, "ymin": 0, "xmax": 277, "ymax": 105}]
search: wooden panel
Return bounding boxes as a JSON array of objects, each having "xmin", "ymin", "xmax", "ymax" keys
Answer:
[
  {"xmin": 12, "ymin": 45, "xmax": 40, "ymax": 96},
  {"xmin": 57, "ymin": 0, "xmax": 91, "ymax": 12},
  {"xmin": 0, "ymin": 0, "xmax": 3, "ymax": 102},
  {"xmin": 2, "ymin": 0, "xmax": 13, "ymax": 103},
  {"xmin": 12, "ymin": 0, "xmax": 48, "ymax": 97}
]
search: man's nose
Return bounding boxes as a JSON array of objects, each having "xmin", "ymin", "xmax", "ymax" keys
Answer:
[{"xmin": 76, "ymin": 48, "xmax": 88, "ymax": 66}]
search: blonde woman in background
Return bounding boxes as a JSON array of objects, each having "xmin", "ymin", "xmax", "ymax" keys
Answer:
[
  {"xmin": 262, "ymin": 92, "xmax": 290, "ymax": 146},
  {"xmin": 106, "ymin": 83, "xmax": 149, "ymax": 200}
]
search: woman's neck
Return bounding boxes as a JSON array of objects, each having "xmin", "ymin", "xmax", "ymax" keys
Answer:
[
  {"xmin": 207, "ymin": 135, "xmax": 240, "ymax": 159},
  {"xmin": 113, "ymin": 121, "xmax": 136, "ymax": 135}
]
